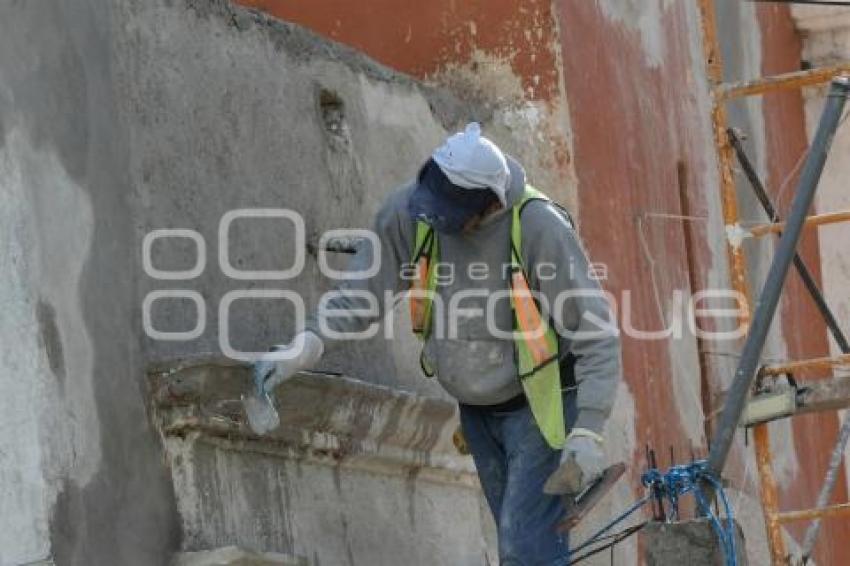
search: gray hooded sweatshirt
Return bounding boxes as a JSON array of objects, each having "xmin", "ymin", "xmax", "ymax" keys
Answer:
[{"xmin": 306, "ymin": 156, "xmax": 622, "ymax": 434}]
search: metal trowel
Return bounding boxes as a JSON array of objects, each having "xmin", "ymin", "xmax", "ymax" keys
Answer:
[{"xmin": 554, "ymin": 462, "xmax": 626, "ymax": 533}]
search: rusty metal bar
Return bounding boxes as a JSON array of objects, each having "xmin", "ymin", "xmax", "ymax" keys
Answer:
[
  {"xmin": 754, "ymin": 424, "xmax": 786, "ymax": 541},
  {"xmin": 696, "ymin": 2, "xmax": 784, "ymax": 563},
  {"xmin": 748, "ymin": 210, "xmax": 850, "ymax": 238},
  {"xmin": 696, "ymin": 1, "xmax": 782, "ymax": 562},
  {"xmin": 699, "ymin": 2, "xmax": 850, "ymax": 564},
  {"xmin": 697, "ymin": 0, "xmax": 752, "ymax": 325},
  {"xmin": 760, "ymin": 353, "xmax": 850, "ymax": 377},
  {"xmin": 730, "ymin": 128, "xmax": 850, "ymax": 566},
  {"xmin": 802, "ymin": 421, "xmax": 850, "ymax": 561},
  {"xmin": 696, "ymin": 1, "xmax": 788, "ymax": 562},
  {"xmin": 776, "ymin": 502, "xmax": 850, "ymax": 524},
  {"xmin": 718, "ymin": 63, "xmax": 850, "ymax": 101},
  {"xmin": 796, "ymin": 376, "xmax": 850, "ymax": 416}
]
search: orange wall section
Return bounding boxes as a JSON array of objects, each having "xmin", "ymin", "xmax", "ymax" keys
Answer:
[
  {"xmin": 553, "ymin": 0, "xmax": 711, "ymax": 514},
  {"xmin": 235, "ymin": 0, "xmax": 561, "ymax": 102}
]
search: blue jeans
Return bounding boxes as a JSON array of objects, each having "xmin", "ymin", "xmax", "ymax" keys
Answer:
[{"xmin": 459, "ymin": 392, "xmax": 576, "ymax": 566}]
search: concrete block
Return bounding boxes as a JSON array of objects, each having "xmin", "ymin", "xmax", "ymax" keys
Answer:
[{"xmin": 642, "ymin": 519, "xmax": 747, "ymax": 566}]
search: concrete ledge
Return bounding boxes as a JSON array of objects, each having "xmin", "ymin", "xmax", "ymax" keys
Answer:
[
  {"xmin": 173, "ymin": 546, "xmax": 306, "ymax": 566},
  {"xmin": 148, "ymin": 357, "xmax": 495, "ymax": 561},
  {"xmin": 148, "ymin": 356, "xmax": 477, "ymax": 486}
]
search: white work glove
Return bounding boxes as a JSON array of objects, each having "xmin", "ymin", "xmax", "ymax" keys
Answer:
[
  {"xmin": 252, "ymin": 330, "xmax": 324, "ymax": 395},
  {"xmin": 543, "ymin": 428, "xmax": 606, "ymax": 495}
]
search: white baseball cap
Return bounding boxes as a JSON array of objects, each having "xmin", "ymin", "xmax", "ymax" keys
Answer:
[{"xmin": 431, "ymin": 122, "xmax": 510, "ymax": 206}]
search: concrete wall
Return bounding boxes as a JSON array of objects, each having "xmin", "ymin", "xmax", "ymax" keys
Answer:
[
  {"xmin": 0, "ymin": 0, "xmax": 498, "ymax": 563},
  {"xmin": 0, "ymin": 2, "xmax": 179, "ymax": 564}
]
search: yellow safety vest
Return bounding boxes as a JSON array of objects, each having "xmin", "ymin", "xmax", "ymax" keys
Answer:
[{"xmin": 409, "ymin": 185, "xmax": 566, "ymax": 449}]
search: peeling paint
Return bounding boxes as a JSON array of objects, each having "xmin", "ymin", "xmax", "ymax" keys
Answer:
[{"xmin": 595, "ymin": 0, "xmax": 678, "ymax": 68}]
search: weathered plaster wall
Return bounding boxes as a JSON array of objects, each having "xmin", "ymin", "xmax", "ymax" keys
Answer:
[
  {"xmin": 0, "ymin": 2, "xmax": 179, "ymax": 564},
  {"xmin": 553, "ymin": 1, "xmax": 724, "ymax": 559},
  {"xmin": 557, "ymin": 0, "xmax": 713, "ymax": 452},
  {"xmin": 118, "ymin": 0, "xmax": 457, "ymax": 396}
]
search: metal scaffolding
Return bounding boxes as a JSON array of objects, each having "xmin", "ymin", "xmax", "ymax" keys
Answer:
[{"xmin": 696, "ymin": 1, "xmax": 850, "ymax": 564}]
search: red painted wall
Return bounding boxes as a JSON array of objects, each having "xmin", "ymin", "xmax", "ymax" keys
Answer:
[
  {"xmin": 553, "ymin": 0, "xmax": 714, "ymax": 528},
  {"xmin": 237, "ymin": 0, "xmax": 560, "ymax": 101}
]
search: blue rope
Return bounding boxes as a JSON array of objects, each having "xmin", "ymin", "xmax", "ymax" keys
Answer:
[
  {"xmin": 570, "ymin": 460, "xmax": 738, "ymax": 566},
  {"xmin": 640, "ymin": 459, "xmax": 738, "ymax": 566},
  {"xmin": 697, "ymin": 472, "xmax": 738, "ymax": 566}
]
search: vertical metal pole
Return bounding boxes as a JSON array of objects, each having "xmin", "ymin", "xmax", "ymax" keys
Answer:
[
  {"xmin": 707, "ymin": 77, "xmax": 850, "ymax": 476},
  {"xmin": 801, "ymin": 419, "xmax": 850, "ymax": 562}
]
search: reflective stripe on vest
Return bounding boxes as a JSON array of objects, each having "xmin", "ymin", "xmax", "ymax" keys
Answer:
[
  {"xmin": 410, "ymin": 222, "xmax": 438, "ymax": 376},
  {"xmin": 408, "ymin": 185, "xmax": 566, "ymax": 448}
]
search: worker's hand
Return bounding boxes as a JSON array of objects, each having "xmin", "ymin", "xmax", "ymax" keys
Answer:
[
  {"xmin": 252, "ymin": 330, "xmax": 324, "ymax": 395},
  {"xmin": 543, "ymin": 428, "xmax": 606, "ymax": 495}
]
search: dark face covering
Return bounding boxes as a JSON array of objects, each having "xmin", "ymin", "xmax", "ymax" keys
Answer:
[{"xmin": 407, "ymin": 159, "xmax": 499, "ymax": 234}]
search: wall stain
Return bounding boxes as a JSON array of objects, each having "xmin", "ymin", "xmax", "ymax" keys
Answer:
[{"xmin": 37, "ymin": 299, "xmax": 66, "ymax": 385}]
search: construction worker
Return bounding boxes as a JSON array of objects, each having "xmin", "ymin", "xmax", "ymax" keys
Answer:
[{"xmin": 254, "ymin": 123, "xmax": 622, "ymax": 565}]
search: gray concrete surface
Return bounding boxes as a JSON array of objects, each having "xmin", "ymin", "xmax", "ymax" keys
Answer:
[
  {"xmin": 173, "ymin": 546, "xmax": 306, "ymax": 565},
  {"xmin": 642, "ymin": 519, "xmax": 748, "ymax": 566},
  {"xmin": 0, "ymin": 1, "xmax": 178, "ymax": 564}
]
